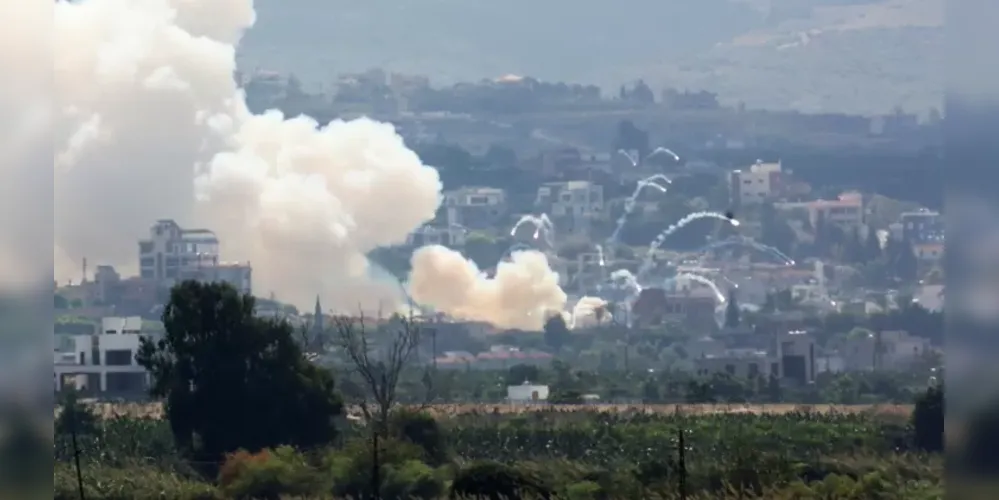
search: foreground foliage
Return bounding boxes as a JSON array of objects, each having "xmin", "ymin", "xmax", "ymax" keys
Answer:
[{"xmin": 55, "ymin": 404, "xmax": 942, "ymax": 499}]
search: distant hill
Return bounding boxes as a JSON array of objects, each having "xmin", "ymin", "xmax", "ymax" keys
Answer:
[{"xmin": 237, "ymin": 0, "xmax": 942, "ymax": 114}]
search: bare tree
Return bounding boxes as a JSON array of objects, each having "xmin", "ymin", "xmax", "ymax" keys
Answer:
[{"xmin": 331, "ymin": 312, "xmax": 423, "ymax": 432}]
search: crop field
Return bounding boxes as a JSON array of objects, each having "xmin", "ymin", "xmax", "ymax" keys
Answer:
[{"xmin": 76, "ymin": 401, "xmax": 915, "ymax": 421}]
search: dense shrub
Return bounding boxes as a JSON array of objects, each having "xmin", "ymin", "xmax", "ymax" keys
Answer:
[
  {"xmin": 391, "ymin": 408, "xmax": 450, "ymax": 465},
  {"xmin": 381, "ymin": 459, "xmax": 446, "ymax": 499},
  {"xmin": 217, "ymin": 446, "xmax": 328, "ymax": 499},
  {"xmin": 54, "ymin": 463, "xmax": 220, "ymax": 500},
  {"xmin": 450, "ymin": 460, "xmax": 552, "ymax": 500},
  {"xmin": 328, "ymin": 437, "xmax": 427, "ymax": 499}
]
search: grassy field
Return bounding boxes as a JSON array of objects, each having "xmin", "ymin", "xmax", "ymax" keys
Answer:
[{"xmin": 77, "ymin": 401, "xmax": 915, "ymax": 420}]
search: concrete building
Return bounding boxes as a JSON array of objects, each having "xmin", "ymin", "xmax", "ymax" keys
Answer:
[
  {"xmin": 139, "ymin": 219, "xmax": 251, "ymax": 294},
  {"xmin": 729, "ymin": 160, "xmax": 782, "ymax": 207},
  {"xmin": 535, "ymin": 180, "xmax": 604, "ymax": 234},
  {"xmin": 841, "ymin": 330, "xmax": 931, "ymax": 372},
  {"xmin": 775, "ymin": 191, "xmax": 864, "ymax": 231},
  {"xmin": 54, "ymin": 316, "xmax": 153, "ymax": 394},
  {"xmin": 631, "ymin": 288, "xmax": 718, "ymax": 332},
  {"xmin": 899, "ymin": 209, "xmax": 943, "ymax": 243},
  {"xmin": 694, "ymin": 349, "xmax": 777, "ymax": 379},
  {"xmin": 776, "ymin": 330, "xmax": 817, "ymax": 384},
  {"xmin": 443, "ymin": 187, "xmax": 507, "ymax": 230}
]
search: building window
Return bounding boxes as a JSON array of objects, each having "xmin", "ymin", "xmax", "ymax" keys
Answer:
[
  {"xmin": 105, "ymin": 349, "xmax": 133, "ymax": 366},
  {"xmin": 140, "ymin": 257, "xmax": 154, "ymax": 268},
  {"xmin": 725, "ymin": 364, "xmax": 735, "ymax": 375},
  {"xmin": 139, "ymin": 242, "xmax": 153, "ymax": 254},
  {"xmin": 748, "ymin": 363, "xmax": 759, "ymax": 378}
]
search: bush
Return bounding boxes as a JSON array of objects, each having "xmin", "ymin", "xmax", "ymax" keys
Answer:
[
  {"xmin": 381, "ymin": 459, "xmax": 446, "ymax": 500},
  {"xmin": 54, "ymin": 463, "xmax": 220, "ymax": 500},
  {"xmin": 329, "ymin": 436, "xmax": 426, "ymax": 499},
  {"xmin": 451, "ymin": 460, "xmax": 552, "ymax": 500},
  {"xmin": 391, "ymin": 408, "xmax": 450, "ymax": 465},
  {"xmin": 565, "ymin": 480, "xmax": 602, "ymax": 500},
  {"xmin": 217, "ymin": 446, "xmax": 327, "ymax": 500}
]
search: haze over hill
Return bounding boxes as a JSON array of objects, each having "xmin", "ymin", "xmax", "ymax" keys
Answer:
[{"xmin": 237, "ymin": 0, "xmax": 942, "ymax": 115}]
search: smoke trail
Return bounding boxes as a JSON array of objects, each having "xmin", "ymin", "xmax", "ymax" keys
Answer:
[
  {"xmin": 608, "ymin": 175, "xmax": 671, "ymax": 244},
  {"xmin": 510, "ymin": 214, "xmax": 555, "ymax": 247},
  {"xmin": 54, "ymin": 0, "xmax": 441, "ymax": 311},
  {"xmin": 408, "ymin": 245, "xmax": 567, "ymax": 330},
  {"xmin": 639, "ymin": 212, "xmax": 739, "ymax": 277},
  {"xmin": 672, "ymin": 273, "xmax": 726, "ymax": 303},
  {"xmin": 694, "ymin": 237, "xmax": 794, "ymax": 265}
]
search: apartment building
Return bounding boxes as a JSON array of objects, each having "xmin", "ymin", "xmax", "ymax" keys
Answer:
[
  {"xmin": 443, "ymin": 187, "xmax": 507, "ymax": 230},
  {"xmin": 775, "ymin": 192, "xmax": 864, "ymax": 231},
  {"xmin": 138, "ymin": 219, "xmax": 252, "ymax": 294},
  {"xmin": 729, "ymin": 160, "xmax": 782, "ymax": 207},
  {"xmin": 535, "ymin": 180, "xmax": 604, "ymax": 234},
  {"xmin": 899, "ymin": 209, "xmax": 943, "ymax": 243}
]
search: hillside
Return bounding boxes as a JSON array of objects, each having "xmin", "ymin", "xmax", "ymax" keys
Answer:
[{"xmin": 237, "ymin": 0, "xmax": 942, "ymax": 114}]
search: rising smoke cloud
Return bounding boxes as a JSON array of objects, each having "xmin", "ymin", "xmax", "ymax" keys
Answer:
[
  {"xmin": 53, "ymin": 0, "xmax": 443, "ymax": 310},
  {"xmin": 408, "ymin": 246, "xmax": 567, "ymax": 331}
]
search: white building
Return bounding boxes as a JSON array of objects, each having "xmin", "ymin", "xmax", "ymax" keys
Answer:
[
  {"xmin": 507, "ymin": 382, "xmax": 550, "ymax": 403},
  {"xmin": 729, "ymin": 160, "xmax": 781, "ymax": 207},
  {"xmin": 139, "ymin": 219, "xmax": 252, "ymax": 294},
  {"xmin": 535, "ymin": 180, "xmax": 604, "ymax": 234},
  {"xmin": 54, "ymin": 316, "xmax": 153, "ymax": 394}
]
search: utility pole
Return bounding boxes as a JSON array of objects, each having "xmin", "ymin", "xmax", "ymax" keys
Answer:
[
  {"xmin": 677, "ymin": 426, "xmax": 687, "ymax": 500},
  {"xmin": 69, "ymin": 405, "xmax": 86, "ymax": 500}
]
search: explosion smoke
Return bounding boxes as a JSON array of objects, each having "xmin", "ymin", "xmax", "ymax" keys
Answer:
[
  {"xmin": 53, "ymin": 0, "xmax": 446, "ymax": 311},
  {"xmin": 408, "ymin": 246, "xmax": 567, "ymax": 330},
  {"xmin": 50, "ymin": 0, "xmax": 591, "ymax": 329}
]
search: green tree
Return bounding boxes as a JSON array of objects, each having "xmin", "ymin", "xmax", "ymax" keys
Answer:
[
  {"xmin": 724, "ymin": 289, "xmax": 741, "ymax": 328},
  {"xmin": 543, "ymin": 314, "xmax": 571, "ymax": 352},
  {"xmin": 136, "ymin": 281, "xmax": 343, "ymax": 463}
]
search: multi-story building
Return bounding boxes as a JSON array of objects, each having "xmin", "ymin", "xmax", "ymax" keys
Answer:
[
  {"xmin": 138, "ymin": 220, "xmax": 252, "ymax": 294},
  {"xmin": 899, "ymin": 209, "xmax": 944, "ymax": 243},
  {"xmin": 54, "ymin": 316, "xmax": 153, "ymax": 394},
  {"xmin": 535, "ymin": 180, "xmax": 604, "ymax": 234},
  {"xmin": 775, "ymin": 191, "xmax": 864, "ymax": 231},
  {"xmin": 443, "ymin": 187, "xmax": 507, "ymax": 230},
  {"xmin": 729, "ymin": 160, "xmax": 782, "ymax": 207}
]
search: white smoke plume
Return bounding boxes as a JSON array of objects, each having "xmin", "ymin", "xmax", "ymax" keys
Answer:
[
  {"xmin": 408, "ymin": 246, "xmax": 567, "ymax": 331},
  {"xmin": 567, "ymin": 296, "xmax": 611, "ymax": 328},
  {"xmin": 53, "ymin": 0, "xmax": 441, "ymax": 310}
]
